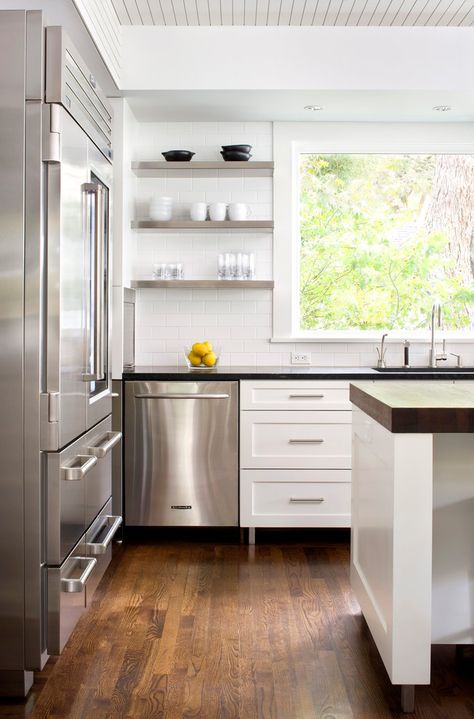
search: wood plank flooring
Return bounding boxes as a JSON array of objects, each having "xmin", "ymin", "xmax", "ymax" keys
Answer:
[{"xmin": 1, "ymin": 530, "xmax": 474, "ymax": 718}]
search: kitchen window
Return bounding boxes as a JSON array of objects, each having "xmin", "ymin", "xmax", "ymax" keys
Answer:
[{"xmin": 272, "ymin": 123, "xmax": 474, "ymax": 341}]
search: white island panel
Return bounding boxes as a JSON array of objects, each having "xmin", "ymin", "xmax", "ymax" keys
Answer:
[{"xmin": 351, "ymin": 406, "xmax": 433, "ymax": 685}]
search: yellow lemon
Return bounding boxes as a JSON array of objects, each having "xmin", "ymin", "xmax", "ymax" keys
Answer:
[
  {"xmin": 203, "ymin": 340, "xmax": 213, "ymax": 353},
  {"xmin": 192, "ymin": 342, "xmax": 208, "ymax": 357},
  {"xmin": 202, "ymin": 351, "xmax": 217, "ymax": 367},
  {"xmin": 188, "ymin": 351, "xmax": 202, "ymax": 367}
]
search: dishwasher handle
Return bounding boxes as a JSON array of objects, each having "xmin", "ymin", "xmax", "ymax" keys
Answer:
[{"xmin": 135, "ymin": 393, "xmax": 230, "ymax": 400}]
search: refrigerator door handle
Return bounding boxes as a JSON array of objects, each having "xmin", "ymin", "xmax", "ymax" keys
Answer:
[
  {"xmin": 81, "ymin": 181, "xmax": 106, "ymax": 383},
  {"xmin": 81, "ymin": 182, "xmax": 98, "ymax": 383},
  {"xmin": 94, "ymin": 183, "xmax": 106, "ymax": 382}
]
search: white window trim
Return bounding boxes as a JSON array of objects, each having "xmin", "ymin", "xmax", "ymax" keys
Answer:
[{"xmin": 272, "ymin": 121, "xmax": 474, "ymax": 343}]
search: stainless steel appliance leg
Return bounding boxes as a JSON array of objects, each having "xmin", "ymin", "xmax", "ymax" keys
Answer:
[
  {"xmin": 248, "ymin": 527, "xmax": 256, "ymax": 545},
  {"xmin": 401, "ymin": 685, "xmax": 415, "ymax": 713},
  {"xmin": 0, "ymin": 670, "xmax": 33, "ymax": 698}
]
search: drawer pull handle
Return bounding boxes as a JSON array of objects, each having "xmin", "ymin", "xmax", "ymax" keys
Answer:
[
  {"xmin": 87, "ymin": 515, "xmax": 123, "ymax": 555},
  {"xmin": 61, "ymin": 557, "xmax": 97, "ymax": 593},
  {"xmin": 290, "ymin": 497, "xmax": 325, "ymax": 503},
  {"xmin": 87, "ymin": 430, "xmax": 122, "ymax": 458},
  {"xmin": 288, "ymin": 394, "xmax": 325, "ymax": 399},
  {"xmin": 288, "ymin": 439, "xmax": 324, "ymax": 444},
  {"xmin": 61, "ymin": 455, "xmax": 97, "ymax": 481}
]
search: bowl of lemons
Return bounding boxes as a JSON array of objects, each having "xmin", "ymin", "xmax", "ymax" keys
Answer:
[{"xmin": 185, "ymin": 341, "xmax": 219, "ymax": 370}]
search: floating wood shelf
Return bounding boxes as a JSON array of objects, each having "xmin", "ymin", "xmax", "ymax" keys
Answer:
[
  {"xmin": 130, "ymin": 280, "xmax": 275, "ymax": 289},
  {"xmin": 131, "ymin": 161, "xmax": 274, "ymax": 176},
  {"xmin": 131, "ymin": 220, "xmax": 274, "ymax": 231}
]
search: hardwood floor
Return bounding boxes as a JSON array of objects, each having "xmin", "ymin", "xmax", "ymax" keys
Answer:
[{"xmin": 1, "ymin": 530, "xmax": 474, "ymax": 718}]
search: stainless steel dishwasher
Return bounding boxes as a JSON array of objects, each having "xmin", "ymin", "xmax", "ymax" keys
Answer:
[{"xmin": 124, "ymin": 381, "xmax": 238, "ymax": 526}]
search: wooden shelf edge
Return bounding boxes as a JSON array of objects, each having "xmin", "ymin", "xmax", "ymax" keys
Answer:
[
  {"xmin": 131, "ymin": 220, "xmax": 274, "ymax": 231},
  {"xmin": 131, "ymin": 161, "xmax": 274, "ymax": 173},
  {"xmin": 130, "ymin": 280, "xmax": 275, "ymax": 289}
]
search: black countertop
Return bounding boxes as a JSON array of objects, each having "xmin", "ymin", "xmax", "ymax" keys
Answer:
[{"xmin": 122, "ymin": 366, "xmax": 474, "ymax": 381}]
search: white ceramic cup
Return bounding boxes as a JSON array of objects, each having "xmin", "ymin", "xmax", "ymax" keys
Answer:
[
  {"xmin": 190, "ymin": 202, "xmax": 207, "ymax": 221},
  {"xmin": 209, "ymin": 202, "xmax": 227, "ymax": 221},
  {"xmin": 228, "ymin": 202, "xmax": 249, "ymax": 221}
]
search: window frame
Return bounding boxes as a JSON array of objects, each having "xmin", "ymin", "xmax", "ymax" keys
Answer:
[{"xmin": 272, "ymin": 122, "xmax": 474, "ymax": 343}]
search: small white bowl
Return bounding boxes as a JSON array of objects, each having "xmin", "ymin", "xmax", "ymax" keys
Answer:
[{"xmin": 149, "ymin": 208, "xmax": 173, "ymax": 221}]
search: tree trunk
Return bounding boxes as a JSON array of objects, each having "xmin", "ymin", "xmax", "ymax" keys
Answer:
[{"xmin": 424, "ymin": 155, "xmax": 474, "ymax": 286}]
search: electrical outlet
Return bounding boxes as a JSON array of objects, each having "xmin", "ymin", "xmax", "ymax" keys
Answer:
[{"xmin": 291, "ymin": 352, "xmax": 311, "ymax": 365}]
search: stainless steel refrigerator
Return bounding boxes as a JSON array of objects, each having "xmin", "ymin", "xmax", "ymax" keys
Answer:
[{"xmin": 0, "ymin": 10, "xmax": 122, "ymax": 697}]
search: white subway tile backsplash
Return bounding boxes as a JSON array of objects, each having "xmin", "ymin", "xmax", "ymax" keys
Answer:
[
  {"xmin": 231, "ymin": 326, "xmax": 257, "ymax": 339},
  {"xmin": 257, "ymin": 353, "xmax": 282, "ymax": 366},
  {"xmin": 191, "ymin": 314, "xmax": 219, "ymax": 326},
  {"xmin": 178, "ymin": 301, "xmax": 205, "ymax": 313},
  {"xmin": 231, "ymin": 353, "xmax": 257, "ymax": 366},
  {"xmin": 178, "ymin": 326, "xmax": 206, "ymax": 339},
  {"xmin": 230, "ymin": 301, "xmax": 257, "ymax": 314},
  {"xmin": 205, "ymin": 301, "xmax": 231, "ymax": 314},
  {"xmin": 244, "ymin": 340, "xmax": 271, "ymax": 352},
  {"xmin": 152, "ymin": 352, "xmax": 178, "ymax": 366},
  {"xmin": 244, "ymin": 314, "xmax": 272, "ymax": 327},
  {"xmin": 210, "ymin": 326, "xmax": 232, "ymax": 339},
  {"xmin": 218, "ymin": 314, "xmax": 244, "ymax": 327}
]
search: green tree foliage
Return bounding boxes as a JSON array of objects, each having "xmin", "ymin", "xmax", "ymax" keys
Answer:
[{"xmin": 300, "ymin": 154, "xmax": 473, "ymax": 331}]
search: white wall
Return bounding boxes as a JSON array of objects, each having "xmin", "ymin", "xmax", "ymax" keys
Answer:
[
  {"xmin": 127, "ymin": 119, "xmax": 474, "ymax": 369},
  {"xmin": 121, "ymin": 26, "xmax": 474, "ymax": 92}
]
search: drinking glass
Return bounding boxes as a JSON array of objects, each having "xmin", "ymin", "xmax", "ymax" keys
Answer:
[
  {"xmin": 248, "ymin": 253, "xmax": 255, "ymax": 279},
  {"xmin": 153, "ymin": 263, "xmax": 167, "ymax": 279},
  {"xmin": 242, "ymin": 253, "xmax": 249, "ymax": 279},
  {"xmin": 217, "ymin": 254, "xmax": 226, "ymax": 280},
  {"xmin": 235, "ymin": 252, "xmax": 243, "ymax": 279}
]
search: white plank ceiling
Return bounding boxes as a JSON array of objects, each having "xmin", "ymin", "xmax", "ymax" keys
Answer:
[{"xmin": 111, "ymin": 0, "xmax": 473, "ymax": 26}]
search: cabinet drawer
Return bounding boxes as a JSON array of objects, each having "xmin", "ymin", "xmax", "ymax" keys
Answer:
[
  {"xmin": 240, "ymin": 469, "xmax": 351, "ymax": 527},
  {"xmin": 240, "ymin": 411, "xmax": 351, "ymax": 469},
  {"xmin": 85, "ymin": 498, "xmax": 122, "ymax": 605},
  {"xmin": 240, "ymin": 380, "xmax": 350, "ymax": 411},
  {"xmin": 85, "ymin": 420, "xmax": 121, "ymax": 529}
]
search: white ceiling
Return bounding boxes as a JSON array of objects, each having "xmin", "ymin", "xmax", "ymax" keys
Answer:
[
  {"xmin": 126, "ymin": 89, "xmax": 474, "ymax": 121},
  {"xmin": 112, "ymin": 0, "xmax": 473, "ymax": 26}
]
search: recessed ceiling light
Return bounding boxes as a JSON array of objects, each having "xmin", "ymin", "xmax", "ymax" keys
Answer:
[
  {"xmin": 433, "ymin": 105, "xmax": 451, "ymax": 112},
  {"xmin": 304, "ymin": 105, "xmax": 323, "ymax": 111}
]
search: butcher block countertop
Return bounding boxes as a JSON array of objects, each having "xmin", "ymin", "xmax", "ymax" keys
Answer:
[{"xmin": 350, "ymin": 380, "xmax": 474, "ymax": 433}]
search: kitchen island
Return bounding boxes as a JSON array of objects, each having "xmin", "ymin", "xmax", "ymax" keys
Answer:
[{"xmin": 350, "ymin": 380, "xmax": 474, "ymax": 712}]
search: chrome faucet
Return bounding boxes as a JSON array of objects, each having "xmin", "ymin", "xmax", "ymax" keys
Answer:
[
  {"xmin": 376, "ymin": 333, "xmax": 388, "ymax": 368},
  {"xmin": 430, "ymin": 302, "xmax": 447, "ymax": 367}
]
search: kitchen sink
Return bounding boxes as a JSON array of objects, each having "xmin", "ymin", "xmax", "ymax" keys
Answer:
[{"xmin": 373, "ymin": 367, "xmax": 474, "ymax": 373}]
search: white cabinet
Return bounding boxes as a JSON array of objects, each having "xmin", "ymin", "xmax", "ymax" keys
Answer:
[
  {"xmin": 240, "ymin": 380, "xmax": 352, "ymax": 532},
  {"xmin": 240, "ymin": 410, "xmax": 351, "ymax": 469},
  {"xmin": 240, "ymin": 380, "xmax": 351, "ymax": 411}
]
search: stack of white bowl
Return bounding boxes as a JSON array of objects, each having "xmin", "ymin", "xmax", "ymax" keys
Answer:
[{"xmin": 149, "ymin": 196, "xmax": 173, "ymax": 221}]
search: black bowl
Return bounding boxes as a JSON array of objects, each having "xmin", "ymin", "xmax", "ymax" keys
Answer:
[
  {"xmin": 221, "ymin": 144, "xmax": 252, "ymax": 153},
  {"xmin": 162, "ymin": 150, "xmax": 195, "ymax": 162},
  {"xmin": 221, "ymin": 151, "xmax": 252, "ymax": 162}
]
